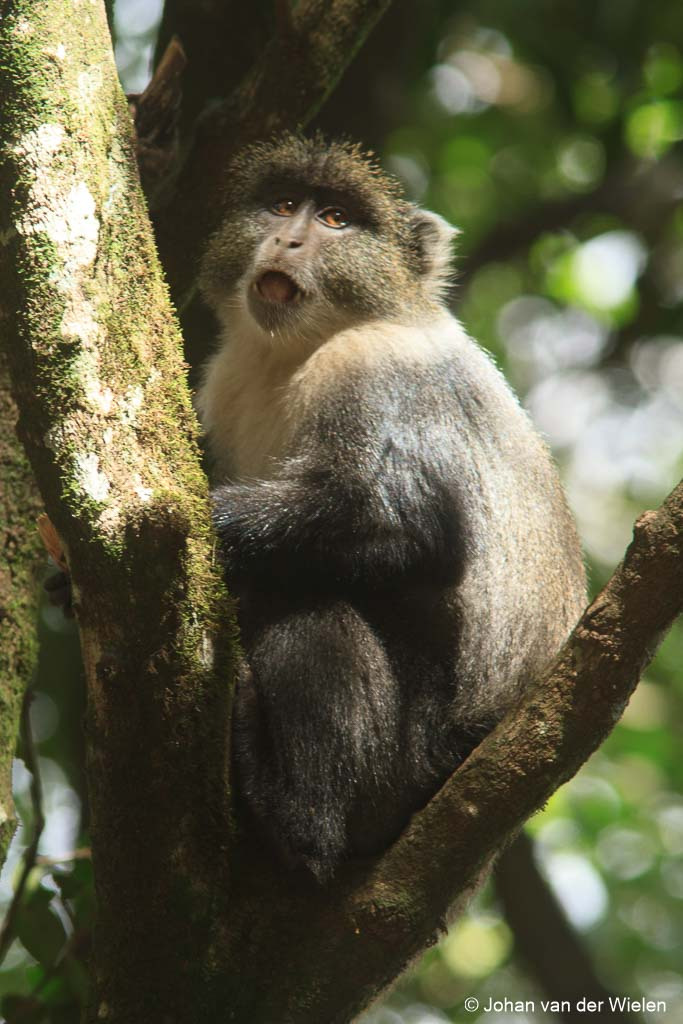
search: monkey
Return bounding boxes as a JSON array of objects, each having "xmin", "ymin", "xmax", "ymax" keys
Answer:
[{"xmin": 197, "ymin": 133, "xmax": 587, "ymax": 881}]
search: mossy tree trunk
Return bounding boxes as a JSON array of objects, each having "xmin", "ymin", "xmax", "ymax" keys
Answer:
[
  {"xmin": 1, "ymin": 2, "xmax": 682, "ymax": 1023},
  {"xmin": 0, "ymin": 0, "xmax": 234, "ymax": 1016},
  {"xmin": 0, "ymin": 360, "xmax": 42, "ymax": 868}
]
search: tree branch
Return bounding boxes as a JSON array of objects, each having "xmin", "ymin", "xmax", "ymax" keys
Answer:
[
  {"xmin": 347, "ymin": 483, "xmax": 683, "ymax": 990},
  {"xmin": 153, "ymin": 0, "xmax": 271, "ymax": 150},
  {"xmin": 274, "ymin": 0, "xmax": 294, "ymax": 36},
  {"xmin": 153, "ymin": 0, "xmax": 394, "ymax": 307},
  {"xmin": 129, "ymin": 35, "xmax": 186, "ymax": 195}
]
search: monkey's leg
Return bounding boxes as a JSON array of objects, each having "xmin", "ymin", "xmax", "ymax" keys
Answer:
[{"xmin": 232, "ymin": 596, "xmax": 402, "ymax": 880}]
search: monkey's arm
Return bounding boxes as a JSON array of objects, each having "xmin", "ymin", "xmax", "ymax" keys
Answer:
[{"xmin": 212, "ymin": 393, "xmax": 468, "ymax": 590}]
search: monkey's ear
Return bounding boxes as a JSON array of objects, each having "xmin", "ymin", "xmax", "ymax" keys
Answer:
[{"xmin": 408, "ymin": 207, "xmax": 459, "ymax": 298}]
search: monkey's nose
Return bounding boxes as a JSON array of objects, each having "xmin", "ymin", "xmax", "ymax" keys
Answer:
[{"xmin": 275, "ymin": 237, "xmax": 303, "ymax": 249}]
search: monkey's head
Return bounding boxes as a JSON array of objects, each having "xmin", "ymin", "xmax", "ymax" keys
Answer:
[{"xmin": 200, "ymin": 134, "xmax": 458, "ymax": 345}]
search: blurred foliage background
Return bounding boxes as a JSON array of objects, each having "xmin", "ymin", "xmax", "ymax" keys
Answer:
[{"xmin": 1, "ymin": 1, "xmax": 682, "ymax": 1021}]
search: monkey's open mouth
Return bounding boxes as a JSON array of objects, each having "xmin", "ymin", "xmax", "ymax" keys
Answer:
[{"xmin": 256, "ymin": 271, "xmax": 301, "ymax": 304}]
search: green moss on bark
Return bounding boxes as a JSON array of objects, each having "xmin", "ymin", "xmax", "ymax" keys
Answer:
[
  {"xmin": 1, "ymin": 3, "xmax": 237, "ymax": 1015},
  {"xmin": 0, "ymin": 361, "xmax": 42, "ymax": 868}
]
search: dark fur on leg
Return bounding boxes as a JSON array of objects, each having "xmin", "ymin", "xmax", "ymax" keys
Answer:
[{"xmin": 232, "ymin": 596, "xmax": 402, "ymax": 880}]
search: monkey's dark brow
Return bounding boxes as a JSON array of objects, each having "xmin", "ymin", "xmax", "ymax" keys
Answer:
[{"xmin": 252, "ymin": 176, "xmax": 375, "ymax": 225}]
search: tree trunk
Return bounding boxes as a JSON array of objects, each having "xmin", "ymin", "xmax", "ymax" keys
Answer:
[{"xmin": 0, "ymin": 1, "xmax": 234, "ymax": 1016}]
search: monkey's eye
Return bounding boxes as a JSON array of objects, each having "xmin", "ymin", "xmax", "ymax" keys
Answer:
[
  {"xmin": 271, "ymin": 199, "xmax": 297, "ymax": 216},
  {"xmin": 318, "ymin": 207, "xmax": 350, "ymax": 229}
]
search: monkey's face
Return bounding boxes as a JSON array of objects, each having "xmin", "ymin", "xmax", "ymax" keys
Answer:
[
  {"xmin": 247, "ymin": 193, "xmax": 355, "ymax": 335},
  {"xmin": 199, "ymin": 135, "xmax": 458, "ymax": 347},
  {"xmin": 248, "ymin": 190, "xmax": 416, "ymax": 338},
  {"xmin": 203, "ymin": 190, "xmax": 413, "ymax": 345}
]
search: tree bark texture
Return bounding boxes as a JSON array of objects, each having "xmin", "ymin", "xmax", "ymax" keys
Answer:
[
  {"xmin": 0, "ymin": 358, "xmax": 42, "ymax": 869},
  {"xmin": 0, "ymin": 0, "xmax": 234, "ymax": 1017},
  {"xmin": 1, "ymin": 2, "xmax": 683, "ymax": 1023}
]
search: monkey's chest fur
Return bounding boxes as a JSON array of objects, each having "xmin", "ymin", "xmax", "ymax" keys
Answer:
[
  {"xmin": 199, "ymin": 322, "xmax": 407, "ymax": 480},
  {"xmin": 201, "ymin": 318, "xmax": 585, "ymax": 880}
]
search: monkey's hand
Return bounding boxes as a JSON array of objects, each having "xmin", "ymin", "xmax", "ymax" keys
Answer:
[{"xmin": 211, "ymin": 479, "xmax": 302, "ymax": 583}]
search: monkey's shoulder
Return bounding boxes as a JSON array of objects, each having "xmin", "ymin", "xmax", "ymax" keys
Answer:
[
  {"xmin": 301, "ymin": 314, "xmax": 466, "ymax": 382},
  {"xmin": 295, "ymin": 314, "xmax": 530, "ymax": 441}
]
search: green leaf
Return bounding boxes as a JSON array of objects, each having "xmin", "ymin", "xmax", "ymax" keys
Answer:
[{"xmin": 15, "ymin": 888, "xmax": 68, "ymax": 969}]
